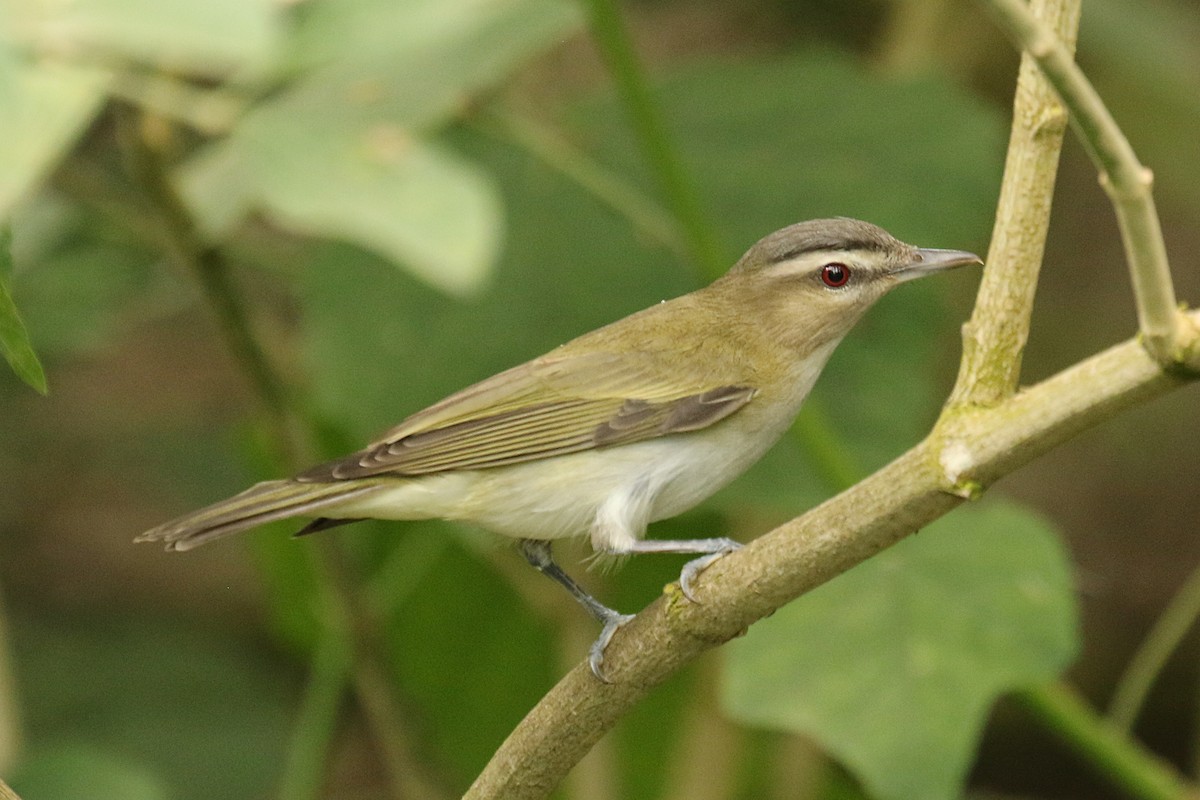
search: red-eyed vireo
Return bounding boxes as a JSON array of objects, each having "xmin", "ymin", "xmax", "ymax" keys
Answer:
[{"xmin": 138, "ymin": 217, "xmax": 980, "ymax": 680}]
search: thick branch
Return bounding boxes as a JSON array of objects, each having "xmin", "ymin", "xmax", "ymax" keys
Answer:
[
  {"xmin": 950, "ymin": 0, "xmax": 1079, "ymax": 406},
  {"xmin": 466, "ymin": 310, "xmax": 1197, "ymax": 800},
  {"xmin": 978, "ymin": 0, "xmax": 1192, "ymax": 367}
]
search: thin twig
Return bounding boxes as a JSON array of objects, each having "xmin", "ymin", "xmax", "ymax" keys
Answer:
[
  {"xmin": 978, "ymin": 0, "xmax": 1193, "ymax": 368},
  {"xmin": 112, "ymin": 105, "xmax": 301, "ymax": 464},
  {"xmin": 1109, "ymin": 562, "xmax": 1200, "ymax": 732},
  {"xmin": 466, "ymin": 313, "xmax": 1200, "ymax": 799},
  {"xmin": 279, "ymin": 624, "xmax": 352, "ymax": 800},
  {"xmin": 949, "ymin": 0, "xmax": 1081, "ymax": 408}
]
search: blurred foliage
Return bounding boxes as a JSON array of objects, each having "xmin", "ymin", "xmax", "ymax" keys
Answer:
[
  {"xmin": 0, "ymin": 229, "xmax": 46, "ymax": 394},
  {"xmin": 1080, "ymin": 0, "xmax": 1200, "ymax": 214},
  {"xmin": 9, "ymin": 614, "xmax": 292, "ymax": 800},
  {"xmin": 0, "ymin": 0, "xmax": 1197, "ymax": 799}
]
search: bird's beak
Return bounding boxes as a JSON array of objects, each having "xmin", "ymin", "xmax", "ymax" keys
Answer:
[{"xmin": 893, "ymin": 248, "xmax": 983, "ymax": 282}]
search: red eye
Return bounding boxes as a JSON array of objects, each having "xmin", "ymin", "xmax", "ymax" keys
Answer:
[{"xmin": 821, "ymin": 262, "xmax": 850, "ymax": 287}]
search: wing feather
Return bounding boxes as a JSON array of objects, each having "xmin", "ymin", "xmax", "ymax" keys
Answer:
[{"xmin": 296, "ymin": 335, "xmax": 760, "ymax": 482}]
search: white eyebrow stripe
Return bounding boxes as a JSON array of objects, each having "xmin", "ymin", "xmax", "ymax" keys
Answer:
[{"xmin": 763, "ymin": 250, "xmax": 856, "ymax": 280}]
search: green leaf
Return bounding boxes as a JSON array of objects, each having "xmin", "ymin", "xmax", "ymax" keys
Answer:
[
  {"xmin": 5, "ymin": 0, "xmax": 279, "ymax": 77},
  {"xmin": 281, "ymin": 0, "xmax": 582, "ymax": 89},
  {"xmin": 0, "ymin": 38, "xmax": 107, "ymax": 220},
  {"xmin": 177, "ymin": 0, "xmax": 581, "ymax": 294},
  {"xmin": 244, "ymin": 132, "xmax": 503, "ymax": 296},
  {"xmin": 579, "ymin": 50, "xmax": 1002, "ymax": 253},
  {"xmin": 0, "ymin": 229, "xmax": 47, "ymax": 393},
  {"xmin": 722, "ymin": 501, "xmax": 1079, "ymax": 800}
]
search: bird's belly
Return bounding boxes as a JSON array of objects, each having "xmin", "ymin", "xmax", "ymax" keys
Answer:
[
  {"xmin": 336, "ymin": 385, "xmax": 808, "ymax": 545},
  {"xmin": 451, "ymin": 414, "xmax": 789, "ymax": 543}
]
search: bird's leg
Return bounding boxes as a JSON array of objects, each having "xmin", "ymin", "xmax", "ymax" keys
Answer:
[
  {"xmin": 615, "ymin": 537, "xmax": 742, "ymax": 602},
  {"xmin": 518, "ymin": 538, "xmax": 634, "ymax": 683}
]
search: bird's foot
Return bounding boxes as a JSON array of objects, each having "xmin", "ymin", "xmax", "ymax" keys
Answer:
[
  {"xmin": 588, "ymin": 610, "xmax": 636, "ymax": 683},
  {"xmin": 678, "ymin": 538, "xmax": 742, "ymax": 602}
]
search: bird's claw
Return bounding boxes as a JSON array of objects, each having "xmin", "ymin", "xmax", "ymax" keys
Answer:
[
  {"xmin": 588, "ymin": 611, "xmax": 636, "ymax": 683},
  {"xmin": 678, "ymin": 539, "xmax": 742, "ymax": 602}
]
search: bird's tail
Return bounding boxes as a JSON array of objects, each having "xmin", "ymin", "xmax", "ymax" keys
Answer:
[{"xmin": 136, "ymin": 479, "xmax": 385, "ymax": 551}]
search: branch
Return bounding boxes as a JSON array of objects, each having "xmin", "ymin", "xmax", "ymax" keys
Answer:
[
  {"xmin": 978, "ymin": 0, "xmax": 1197, "ymax": 368},
  {"xmin": 466, "ymin": 311, "xmax": 1199, "ymax": 799},
  {"xmin": 950, "ymin": 0, "xmax": 1080, "ymax": 407}
]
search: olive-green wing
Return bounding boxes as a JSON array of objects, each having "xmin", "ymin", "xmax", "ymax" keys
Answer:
[{"xmin": 296, "ymin": 351, "xmax": 756, "ymax": 481}]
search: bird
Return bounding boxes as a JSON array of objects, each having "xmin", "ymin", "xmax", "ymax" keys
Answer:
[{"xmin": 137, "ymin": 217, "xmax": 981, "ymax": 680}]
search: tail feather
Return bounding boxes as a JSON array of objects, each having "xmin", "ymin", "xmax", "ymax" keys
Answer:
[{"xmin": 136, "ymin": 480, "xmax": 383, "ymax": 552}]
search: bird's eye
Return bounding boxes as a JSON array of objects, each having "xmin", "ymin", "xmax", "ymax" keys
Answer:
[{"xmin": 820, "ymin": 262, "xmax": 850, "ymax": 288}]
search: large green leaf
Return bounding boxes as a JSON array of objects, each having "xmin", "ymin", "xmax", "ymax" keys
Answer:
[
  {"xmin": 723, "ymin": 501, "xmax": 1079, "ymax": 800},
  {"xmin": 281, "ymin": 0, "xmax": 582, "ymax": 87},
  {"xmin": 579, "ymin": 51, "xmax": 1001, "ymax": 255},
  {"xmin": 178, "ymin": 0, "xmax": 581, "ymax": 294},
  {"xmin": 0, "ymin": 37, "xmax": 107, "ymax": 221},
  {"xmin": 4, "ymin": 0, "xmax": 279, "ymax": 77}
]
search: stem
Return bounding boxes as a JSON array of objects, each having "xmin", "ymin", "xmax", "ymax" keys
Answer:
[
  {"xmin": 1013, "ymin": 683, "xmax": 1196, "ymax": 800},
  {"xmin": 1109, "ymin": 562, "xmax": 1200, "ymax": 731},
  {"xmin": 319, "ymin": 542, "xmax": 453, "ymax": 800},
  {"xmin": 466, "ymin": 313, "xmax": 1199, "ymax": 799},
  {"xmin": 475, "ymin": 110, "xmax": 687, "ymax": 262},
  {"xmin": 582, "ymin": 0, "xmax": 727, "ymax": 279},
  {"xmin": 113, "ymin": 106, "xmax": 301, "ymax": 464},
  {"xmin": 0, "ymin": 778, "xmax": 22, "ymax": 800},
  {"xmin": 977, "ymin": 0, "xmax": 1187, "ymax": 367},
  {"xmin": 950, "ymin": 0, "xmax": 1080, "ymax": 407},
  {"xmin": 279, "ymin": 626, "xmax": 352, "ymax": 800},
  {"xmin": 0, "ymin": 588, "xmax": 19, "ymax": 775}
]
